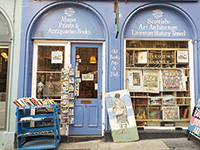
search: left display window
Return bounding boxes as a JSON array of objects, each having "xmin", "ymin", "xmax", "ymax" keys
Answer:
[{"xmin": 34, "ymin": 45, "xmax": 65, "ymax": 100}]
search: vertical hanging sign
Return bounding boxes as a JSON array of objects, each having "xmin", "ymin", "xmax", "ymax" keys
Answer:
[{"xmin": 115, "ymin": 6, "xmax": 119, "ymax": 38}]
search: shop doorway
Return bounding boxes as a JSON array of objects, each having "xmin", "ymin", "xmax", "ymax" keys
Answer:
[{"xmin": 69, "ymin": 43, "xmax": 102, "ymax": 135}]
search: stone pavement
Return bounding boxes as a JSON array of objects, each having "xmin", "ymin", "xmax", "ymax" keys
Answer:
[{"xmin": 57, "ymin": 137, "xmax": 200, "ymax": 150}]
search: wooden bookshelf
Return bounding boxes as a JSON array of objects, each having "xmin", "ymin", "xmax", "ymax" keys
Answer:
[{"xmin": 126, "ymin": 40, "xmax": 191, "ymax": 127}]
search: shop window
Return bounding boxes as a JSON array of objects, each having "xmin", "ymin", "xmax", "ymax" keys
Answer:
[
  {"xmin": 34, "ymin": 45, "xmax": 64, "ymax": 100},
  {"xmin": 125, "ymin": 40, "xmax": 191, "ymax": 127},
  {"xmin": 0, "ymin": 47, "xmax": 8, "ymax": 129}
]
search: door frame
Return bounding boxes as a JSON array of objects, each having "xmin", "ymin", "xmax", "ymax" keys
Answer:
[{"xmin": 32, "ymin": 40, "xmax": 106, "ymax": 136}]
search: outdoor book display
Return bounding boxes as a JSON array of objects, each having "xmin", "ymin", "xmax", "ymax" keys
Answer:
[
  {"xmin": 188, "ymin": 95, "xmax": 200, "ymax": 141},
  {"xmin": 126, "ymin": 40, "xmax": 190, "ymax": 126},
  {"xmin": 105, "ymin": 89, "xmax": 139, "ymax": 142},
  {"xmin": 14, "ymin": 98, "xmax": 61, "ymax": 150}
]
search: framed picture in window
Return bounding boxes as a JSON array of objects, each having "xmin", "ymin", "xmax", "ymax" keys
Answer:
[
  {"xmin": 126, "ymin": 70, "xmax": 143, "ymax": 92},
  {"xmin": 177, "ymin": 51, "xmax": 188, "ymax": 63},
  {"xmin": 143, "ymin": 70, "xmax": 159, "ymax": 93}
]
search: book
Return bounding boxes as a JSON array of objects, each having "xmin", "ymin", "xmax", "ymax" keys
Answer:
[
  {"xmin": 30, "ymin": 97, "xmax": 40, "ymax": 105},
  {"xmin": 13, "ymin": 100, "xmax": 21, "ymax": 107},
  {"xmin": 181, "ymin": 108, "xmax": 188, "ymax": 119}
]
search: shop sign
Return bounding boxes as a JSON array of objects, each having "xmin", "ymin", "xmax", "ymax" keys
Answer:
[
  {"xmin": 125, "ymin": 8, "xmax": 192, "ymax": 38},
  {"xmin": 33, "ymin": 6, "xmax": 105, "ymax": 39},
  {"xmin": 82, "ymin": 74, "xmax": 94, "ymax": 81},
  {"xmin": 110, "ymin": 49, "xmax": 120, "ymax": 78},
  {"xmin": 105, "ymin": 89, "xmax": 139, "ymax": 142}
]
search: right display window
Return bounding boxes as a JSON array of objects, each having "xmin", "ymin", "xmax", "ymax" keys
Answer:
[{"xmin": 126, "ymin": 40, "xmax": 191, "ymax": 127}]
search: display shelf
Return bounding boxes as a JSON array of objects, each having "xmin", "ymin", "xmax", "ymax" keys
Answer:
[
  {"xmin": 16, "ymin": 138, "xmax": 59, "ymax": 150},
  {"xmin": 16, "ymin": 103, "xmax": 61, "ymax": 150},
  {"xmin": 126, "ymin": 40, "xmax": 191, "ymax": 126}
]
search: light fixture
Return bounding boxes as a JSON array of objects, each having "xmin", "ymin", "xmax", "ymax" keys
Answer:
[
  {"xmin": 1, "ymin": 52, "xmax": 8, "ymax": 60},
  {"xmin": 90, "ymin": 55, "xmax": 96, "ymax": 64}
]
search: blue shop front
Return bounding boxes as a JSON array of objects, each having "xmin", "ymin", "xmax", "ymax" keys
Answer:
[{"xmin": 18, "ymin": 0, "xmax": 200, "ymax": 138}]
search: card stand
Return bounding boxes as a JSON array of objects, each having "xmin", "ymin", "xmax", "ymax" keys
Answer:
[
  {"xmin": 61, "ymin": 67, "xmax": 76, "ymax": 125},
  {"xmin": 16, "ymin": 103, "xmax": 61, "ymax": 150}
]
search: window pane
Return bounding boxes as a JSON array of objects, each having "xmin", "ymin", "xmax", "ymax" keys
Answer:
[
  {"xmin": 0, "ymin": 48, "xmax": 8, "ymax": 128},
  {"xmin": 36, "ymin": 46, "xmax": 64, "ymax": 99},
  {"xmin": 37, "ymin": 46, "xmax": 64, "ymax": 71},
  {"xmin": 36, "ymin": 73, "xmax": 61, "ymax": 99},
  {"xmin": 76, "ymin": 47, "xmax": 98, "ymax": 98}
]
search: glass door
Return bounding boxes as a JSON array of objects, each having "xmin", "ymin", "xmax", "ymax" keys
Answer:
[{"xmin": 69, "ymin": 43, "xmax": 102, "ymax": 135}]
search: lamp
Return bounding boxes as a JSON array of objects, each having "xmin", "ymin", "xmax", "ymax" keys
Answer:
[
  {"xmin": 90, "ymin": 55, "xmax": 96, "ymax": 64},
  {"xmin": 1, "ymin": 52, "xmax": 8, "ymax": 60}
]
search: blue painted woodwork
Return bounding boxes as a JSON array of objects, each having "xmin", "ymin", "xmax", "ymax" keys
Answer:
[
  {"xmin": 69, "ymin": 43, "xmax": 102, "ymax": 135},
  {"xmin": 16, "ymin": 104, "xmax": 61, "ymax": 149},
  {"xmin": 18, "ymin": 0, "xmax": 200, "ymax": 134}
]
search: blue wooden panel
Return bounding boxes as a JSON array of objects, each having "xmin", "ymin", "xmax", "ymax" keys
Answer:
[
  {"xmin": 88, "ymin": 105, "xmax": 99, "ymax": 127},
  {"xmin": 73, "ymin": 105, "xmax": 84, "ymax": 127}
]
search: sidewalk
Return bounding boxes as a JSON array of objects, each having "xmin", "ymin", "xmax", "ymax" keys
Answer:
[{"xmin": 57, "ymin": 137, "xmax": 200, "ymax": 150}]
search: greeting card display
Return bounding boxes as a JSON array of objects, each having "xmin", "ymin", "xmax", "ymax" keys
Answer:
[{"xmin": 60, "ymin": 67, "xmax": 75, "ymax": 124}]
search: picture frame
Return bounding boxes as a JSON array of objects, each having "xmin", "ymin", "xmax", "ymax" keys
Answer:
[
  {"xmin": 51, "ymin": 51, "xmax": 63, "ymax": 64},
  {"xmin": 177, "ymin": 50, "xmax": 188, "ymax": 63},
  {"xmin": 143, "ymin": 70, "xmax": 159, "ymax": 93},
  {"xmin": 163, "ymin": 106, "xmax": 179, "ymax": 121},
  {"xmin": 126, "ymin": 70, "xmax": 143, "ymax": 92}
]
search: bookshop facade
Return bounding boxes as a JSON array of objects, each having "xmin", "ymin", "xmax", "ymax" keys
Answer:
[
  {"xmin": 123, "ymin": 3, "xmax": 196, "ymax": 128},
  {"xmin": 17, "ymin": 0, "xmax": 200, "ymax": 140}
]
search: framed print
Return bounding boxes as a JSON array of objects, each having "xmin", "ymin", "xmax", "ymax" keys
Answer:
[
  {"xmin": 177, "ymin": 51, "xmax": 188, "ymax": 63},
  {"xmin": 163, "ymin": 106, "xmax": 179, "ymax": 121},
  {"xmin": 162, "ymin": 69, "xmax": 186, "ymax": 91},
  {"xmin": 51, "ymin": 51, "xmax": 63, "ymax": 64},
  {"xmin": 126, "ymin": 70, "xmax": 143, "ymax": 92},
  {"xmin": 137, "ymin": 52, "xmax": 147, "ymax": 64},
  {"xmin": 143, "ymin": 70, "xmax": 159, "ymax": 93}
]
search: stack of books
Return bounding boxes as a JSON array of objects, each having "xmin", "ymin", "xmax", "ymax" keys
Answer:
[{"xmin": 13, "ymin": 97, "xmax": 43, "ymax": 107}]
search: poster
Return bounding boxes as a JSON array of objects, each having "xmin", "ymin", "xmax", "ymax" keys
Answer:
[
  {"xmin": 162, "ymin": 69, "xmax": 186, "ymax": 91},
  {"xmin": 188, "ymin": 94, "xmax": 200, "ymax": 140},
  {"xmin": 105, "ymin": 89, "xmax": 139, "ymax": 142},
  {"xmin": 143, "ymin": 70, "xmax": 159, "ymax": 93},
  {"xmin": 126, "ymin": 70, "xmax": 143, "ymax": 92}
]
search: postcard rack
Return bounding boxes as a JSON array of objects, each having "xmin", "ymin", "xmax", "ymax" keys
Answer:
[{"xmin": 16, "ymin": 103, "xmax": 61, "ymax": 150}]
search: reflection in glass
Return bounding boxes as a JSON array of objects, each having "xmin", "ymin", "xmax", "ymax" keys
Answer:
[
  {"xmin": 76, "ymin": 47, "xmax": 98, "ymax": 98},
  {"xmin": 36, "ymin": 73, "xmax": 61, "ymax": 99},
  {"xmin": 0, "ymin": 48, "xmax": 8, "ymax": 128}
]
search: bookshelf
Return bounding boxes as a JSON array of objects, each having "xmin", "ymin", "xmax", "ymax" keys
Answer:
[{"xmin": 126, "ymin": 40, "xmax": 191, "ymax": 126}]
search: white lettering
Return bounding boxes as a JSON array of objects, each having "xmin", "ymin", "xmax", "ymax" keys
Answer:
[{"xmin": 147, "ymin": 18, "xmax": 170, "ymax": 24}]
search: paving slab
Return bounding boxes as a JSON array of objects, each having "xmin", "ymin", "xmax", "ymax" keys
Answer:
[{"xmin": 58, "ymin": 139, "xmax": 170, "ymax": 150}]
